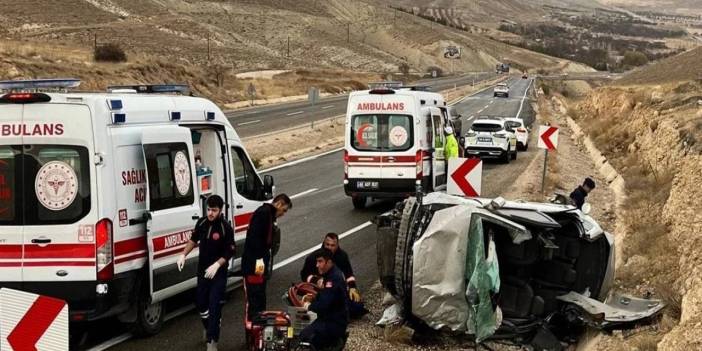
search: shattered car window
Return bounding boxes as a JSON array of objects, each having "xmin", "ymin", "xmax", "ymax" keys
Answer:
[{"xmin": 465, "ymin": 215, "xmax": 500, "ymax": 341}]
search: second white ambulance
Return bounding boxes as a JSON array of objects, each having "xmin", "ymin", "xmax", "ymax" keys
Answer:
[{"xmin": 344, "ymin": 85, "xmax": 451, "ymax": 209}]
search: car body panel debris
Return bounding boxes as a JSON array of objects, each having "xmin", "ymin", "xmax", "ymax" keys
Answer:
[{"xmin": 375, "ymin": 192, "xmax": 665, "ymax": 348}]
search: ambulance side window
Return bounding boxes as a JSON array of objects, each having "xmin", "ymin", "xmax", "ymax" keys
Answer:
[
  {"xmin": 425, "ymin": 117, "xmax": 433, "ymax": 146},
  {"xmin": 231, "ymin": 147, "xmax": 263, "ymax": 201},
  {"xmin": 432, "ymin": 115, "xmax": 444, "ymax": 148},
  {"xmin": 144, "ymin": 142, "xmax": 194, "ymax": 211}
]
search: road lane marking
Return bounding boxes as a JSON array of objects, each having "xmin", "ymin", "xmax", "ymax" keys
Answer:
[
  {"xmin": 238, "ymin": 119, "xmax": 261, "ymax": 126},
  {"xmin": 260, "ymin": 147, "xmax": 343, "ymax": 173},
  {"xmin": 515, "ymin": 79, "xmax": 534, "ymax": 119},
  {"xmin": 488, "ymin": 100, "xmax": 494, "ymax": 105},
  {"xmin": 287, "ymin": 111, "xmax": 304, "ymax": 116},
  {"xmin": 272, "ymin": 221, "xmax": 373, "ymax": 270},
  {"xmin": 88, "ymin": 220, "xmax": 374, "ymax": 351},
  {"xmin": 321, "ymin": 105, "xmax": 335, "ymax": 109},
  {"xmin": 290, "ymin": 188, "xmax": 319, "ymax": 199}
]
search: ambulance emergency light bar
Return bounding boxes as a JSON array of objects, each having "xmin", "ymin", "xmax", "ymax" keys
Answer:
[
  {"xmin": 0, "ymin": 78, "xmax": 81, "ymax": 92},
  {"xmin": 368, "ymin": 81, "xmax": 404, "ymax": 90},
  {"xmin": 107, "ymin": 84, "xmax": 190, "ymax": 95}
]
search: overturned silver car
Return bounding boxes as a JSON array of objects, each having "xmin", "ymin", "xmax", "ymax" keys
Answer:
[{"xmin": 375, "ymin": 193, "xmax": 664, "ymax": 348}]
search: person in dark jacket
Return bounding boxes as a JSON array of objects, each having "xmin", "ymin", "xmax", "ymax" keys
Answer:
[
  {"xmin": 300, "ymin": 248, "xmax": 349, "ymax": 350},
  {"xmin": 177, "ymin": 195, "xmax": 235, "ymax": 350},
  {"xmin": 569, "ymin": 177, "xmax": 596, "ymax": 210},
  {"xmin": 241, "ymin": 194, "xmax": 292, "ymax": 321},
  {"xmin": 300, "ymin": 233, "xmax": 367, "ymax": 318}
]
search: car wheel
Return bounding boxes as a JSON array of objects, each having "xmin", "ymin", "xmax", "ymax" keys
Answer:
[
  {"xmin": 131, "ymin": 287, "xmax": 164, "ymax": 336},
  {"xmin": 394, "ymin": 197, "xmax": 418, "ymax": 301},
  {"xmin": 501, "ymin": 146, "xmax": 511, "ymax": 164},
  {"xmin": 352, "ymin": 196, "xmax": 366, "ymax": 209}
]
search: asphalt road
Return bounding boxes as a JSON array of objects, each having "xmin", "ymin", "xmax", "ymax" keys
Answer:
[
  {"xmin": 227, "ymin": 72, "xmax": 496, "ymax": 138},
  {"xmin": 81, "ymin": 76, "xmax": 538, "ymax": 351}
]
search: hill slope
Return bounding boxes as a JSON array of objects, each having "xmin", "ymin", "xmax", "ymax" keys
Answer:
[{"xmin": 616, "ymin": 46, "xmax": 702, "ymax": 85}]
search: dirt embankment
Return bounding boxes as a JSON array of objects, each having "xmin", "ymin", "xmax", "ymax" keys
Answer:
[{"xmin": 566, "ymin": 82, "xmax": 702, "ymax": 350}]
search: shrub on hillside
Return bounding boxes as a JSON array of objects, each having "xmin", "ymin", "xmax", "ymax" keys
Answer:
[
  {"xmin": 622, "ymin": 51, "xmax": 649, "ymax": 67},
  {"xmin": 94, "ymin": 43, "xmax": 127, "ymax": 62}
]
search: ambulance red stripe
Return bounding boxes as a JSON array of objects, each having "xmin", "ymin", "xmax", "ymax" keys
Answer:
[
  {"xmin": 24, "ymin": 243, "xmax": 95, "ymax": 259},
  {"xmin": 0, "ymin": 261, "xmax": 95, "ymax": 267},
  {"xmin": 0, "ymin": 245, "xmax": 22, "ymax": 259},
  {"xmin": 114, "ymin": 237, "xmax": 147, "ymax": 256}
]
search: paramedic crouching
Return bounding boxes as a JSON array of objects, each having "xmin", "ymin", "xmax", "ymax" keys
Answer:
[
  {"xmin": 177, "ymin": 195, "xmax": 235, "ymax": 351},
  {"xmin": 300, "ymin": 248, "xmax": 349, "ymax": 350},
  {"xmin": 300, "ymin": 233, "xmax": 368, "ymax": 319}
]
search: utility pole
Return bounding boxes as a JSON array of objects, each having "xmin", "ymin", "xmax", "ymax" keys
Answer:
[{"xmin": 207, "ymin": 33, "xmax": 211, "ymax": 62}]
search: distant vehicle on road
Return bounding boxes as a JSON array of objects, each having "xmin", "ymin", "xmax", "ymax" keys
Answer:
[
  {"xmin": 493, "ymin": 83, "xmax": 509, "ymax": 98},
  {"xmin": 522, "ymin": 72, "xmax": 528, "ymax": 79},
  {"xmin": 463, "ymin": 117, "xmax": 517, "ymax": 163},
  {"xmin": 505, "ymin": 117, "xmax": 530, "ymax": 151}
]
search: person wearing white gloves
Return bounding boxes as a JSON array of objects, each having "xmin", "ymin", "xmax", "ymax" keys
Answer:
[{"xmin": 177, "ymin": 195, "xmax": 234, "ymax": 351}]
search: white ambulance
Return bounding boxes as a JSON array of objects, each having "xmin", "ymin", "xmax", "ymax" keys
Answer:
[
  {"xmin": 0, "ymin": 79, "xmax": 274, "ymax": 335},
  {"xmin": 344, "ymin": 85, "xmax": 451, "ymax": 209}
]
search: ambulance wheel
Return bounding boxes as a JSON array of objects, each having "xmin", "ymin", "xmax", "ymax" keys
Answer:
[
  {"xmin": 131, "ymin": 289, "xmax": 164, "ymax": 336},
  {"xmin": 352, "ymin": 196, "xmax": 366, "ymax": 209}
]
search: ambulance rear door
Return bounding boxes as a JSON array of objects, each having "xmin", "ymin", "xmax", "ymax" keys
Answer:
[
  {"xmin": 430, "ymin": 108, "xmax": 447, "ymax": 190},
  {"xmin": 0, "ymin": 104, "xmax": 23, "ymax": 284},
  {"xmin": 141, "ymin": 126, "xmax": 200, "ymax": 303}
]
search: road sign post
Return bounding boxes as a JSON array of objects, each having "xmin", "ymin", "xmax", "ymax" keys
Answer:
[
  {"xmin": 448, "ymin": 157, "xmax": 482, "ymax": 197},
  {"xmin": 1, "ymin": 288, "xmax": 68, "ymax": 351},
  {"xmin": 537, "ymin": 125, "xmax": 559, "ymax": 193}
]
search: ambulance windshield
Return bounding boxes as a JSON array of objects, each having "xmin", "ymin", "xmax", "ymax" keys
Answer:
[{"xmin": 351, "ymin": 114, "xmax": 413, "ymax": 152}]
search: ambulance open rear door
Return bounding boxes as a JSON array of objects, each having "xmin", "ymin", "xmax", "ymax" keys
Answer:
[{"xmin": 141, "ymin": 126, "xmax": 200, "ymax": 303}]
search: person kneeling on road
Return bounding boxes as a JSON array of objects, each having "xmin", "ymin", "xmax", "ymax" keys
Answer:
[
  {"xmin": 300, "ymin": 233, "xmax": 368, "ymax": 319},
  {"xmin": 177, "ymin": 195, "xmax": 235, "ymax": 351},
  {"xmin": 300, "ymin": 248, "xmax": 349, "ymax": 350}
]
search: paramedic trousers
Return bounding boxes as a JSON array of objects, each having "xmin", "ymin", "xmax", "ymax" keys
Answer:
[
  {"xmin": 196, "ymin": 271, "xmax": 226, "ymax": 343},
  {"xmin": 244, "ymin": 275, "xmax": 267, "ymax": 321},
  {"xmin": 300, "ymin": 320, "xmax": 346, "ymax": 350}
]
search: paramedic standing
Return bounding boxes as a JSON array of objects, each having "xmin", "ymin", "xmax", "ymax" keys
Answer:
[
  {"xmin": 242, "ymin": 194, "xmax": 293, "ymax": 320},
  {"xmin": 300, "ymin": 248, "xmax": 349, "ymax": 349},
  {"xmin": 176, "ymin": 195, "xmax": 235, "ymax": 351},
  {"xmin": 444, "ymin": 126, "xmax": 459, "ymax": 159}
]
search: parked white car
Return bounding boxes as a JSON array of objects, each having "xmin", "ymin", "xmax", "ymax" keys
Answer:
[
  {"xmin": 505, "ymin": 117, "xmax": 530, "ymax": 151},
  {"xmin": 463, "ymin": 117, "xmax": 517, "ymax": 163},
  {"xmin": 493, "ymin": 83, "xmax": 509, "ymax": 98}
]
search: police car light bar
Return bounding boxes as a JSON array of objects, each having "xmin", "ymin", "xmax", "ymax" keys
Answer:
[
  {"xmin": 0, "ymin": 78, "xmax": 81, "ymax": 91},
  {"xmin": 107, "ymin": 84, "xmax": 190, "ymax": 95}
]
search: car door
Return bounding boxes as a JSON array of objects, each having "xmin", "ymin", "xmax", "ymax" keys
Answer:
[
  {"xmin": 141, "ymin": 126, "xmax": 200, "ymax": 303},
  {"xmin": 431, "ymin": 113, "xmax": 446, "ymax": 190}
]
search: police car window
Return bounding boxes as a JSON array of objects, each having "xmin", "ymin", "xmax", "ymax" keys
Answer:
[
  {"xmin": 231, "ymin": 147, "xmax": 262, "ymax": 201},
  {"xmin": 0, "ymin": 146, "xmax": 17, "ymax": 224},
  {"xmin": 144, "ymin": 143, "xmax": 194, "ymax": 211},
  {"xmin": 21, "ymin": 145, "xmax": 91, "ymax": 225},
  {"xmin": 351, "ymin": 114, "xmax": 413, "ymax": 152},
  {"xmin": 472, "ymin": 123, "xmax": 503, "ymax": 132}
]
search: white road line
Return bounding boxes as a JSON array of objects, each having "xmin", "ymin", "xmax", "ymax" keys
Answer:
[
  {"xmin": 260, "ymin": 147, "xmax": 343, "ymax": 173},
  {"xmin": 515, "ymin": 79, "xmax": 534, "ymax": 119},
  {"xmin": 89, "ymin": 220, "xmax": 374, "ymax": 351},
  {"xmin": 488, "ymin": 100, "xmax": 494, "ymax": 105},
  {"xmin": 238, "ymin": 119, "xmax": 261, "ymax": 126},
  {"xmin": 321, "ymin": 105, "xmax": 335, "ymax": 109},
  {"xmin": 287, "ymin": 111, "xmax": 304, "ymax": 116},
  {"xmin": 290, "ymin": 188, "xmax": 318, "ymax": 199},
  {"xmin": 272, "ymin": 221, "xmax": 373, "ymax": 270}
]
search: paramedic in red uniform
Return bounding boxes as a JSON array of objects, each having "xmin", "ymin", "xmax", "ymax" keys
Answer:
[
  {"xmin": 176, "ymin": 195, "xmax": 235, "ymax": 351},
  {"xmin": 241, "ymin": 194, "xmax": 292, "ymax": 321}
]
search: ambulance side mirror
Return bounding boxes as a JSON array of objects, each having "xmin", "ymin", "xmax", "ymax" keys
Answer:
[{"xmin": 263, "ymin": 175, "xmax": 275, "ymax": 200}]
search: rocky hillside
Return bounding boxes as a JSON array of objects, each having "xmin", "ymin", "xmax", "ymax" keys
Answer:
[
  {"xmin": 615, "ymin": 46, "xmax": 702, "ymax": 85},
  {"xmin": 566, "ymin": 59, "xmax": 702, "ymax": 349}
]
